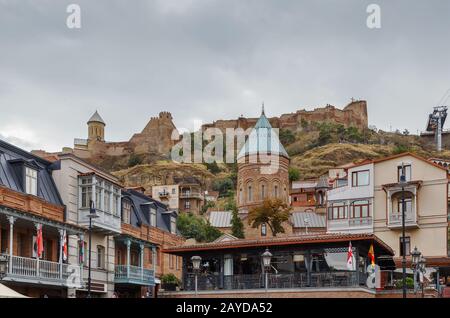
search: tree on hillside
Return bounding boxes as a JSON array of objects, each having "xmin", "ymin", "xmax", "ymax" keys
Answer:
[
  {"xmin": 212, "ymin": 178, "xmax": 234, "ymax": 197},
  {"xmin": 176, "ymin": 213, "xmax": 222, "ymax": 243},
  {"xmin": 225, "ymin": 197, "xmax": 244, "ymax": 239},
  {"xmin": 288, "ymin": 167, "xmax": 300, "ymax": 182},
  {"xmin": 248, "ymin": 198, "xmax": 291, "ymax": 237},
  {"xmin": 279, "ymin": 129, "xmax": 296, "ymax": 146}
]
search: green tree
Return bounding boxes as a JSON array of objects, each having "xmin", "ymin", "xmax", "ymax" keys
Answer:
[
  {"xmin": 205, "ymin": 161, "xmax": 221, "ymax": 174},
  {"xmin": 176, "ymin": 213, "xmax": 222, "ymax": 242},
  {"xmin": 128, "ymin": 154, "xmax": 142, "ymax": 167},
  {"xmin": 288, "ymin": 167, "xmax": 300, "ymax": 182},
  {"xmin": 212, "ymin": 178, "xmax": 234, "ymax": 197},
  {"xmin": 224, "ymin": 197, "xmax": 244, "ymax": 239},
  {"xmin": 248, "ymin": 198, "xmax": 291, "ymax": 237},
  {"xmin": 279, "ymin": 129, "xmax": 296, "ymax": 146}
]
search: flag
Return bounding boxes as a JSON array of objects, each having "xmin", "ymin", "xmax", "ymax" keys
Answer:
[
  {"xmin": 368, "ymin": 243, "xmax": 375, "ymax": 268},
  {"xmin": 36, "ymin": 224, "xmax": 44, "ymax": 258},
  {"xmin": 62, "ymin": 230, "xmax": 68, "ymax": 262},
  {"xmin": 347, "ymin": 241, "xmax": 355, "ymax": 270}
]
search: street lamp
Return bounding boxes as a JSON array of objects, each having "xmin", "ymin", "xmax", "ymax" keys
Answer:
[
  {"xmin": 399, "ymin": 164, "xmax": 407, "ymax": 298},
  {"xmin": 261, "ymin": 248, "xmax": 272, "ymax": 293},
  {"xmin": 0, "ymin": 254, "xmax": 8, "ymax": 280},
  {"xmin": 86, "ymin": 200, "xmax": 99, "ymax": 298},
  {"xmin": 191, "ymin": 255, "xmax": 202, "ymax": 296}
]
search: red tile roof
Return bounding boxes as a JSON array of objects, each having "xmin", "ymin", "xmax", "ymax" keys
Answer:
[{"xmin": 162, "ymin": 233, "xmax": 394, "ymax": 255}]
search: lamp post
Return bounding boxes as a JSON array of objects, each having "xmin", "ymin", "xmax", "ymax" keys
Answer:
[
  {"xmin": 87, "ymin": 200, "xmax": 99, "ymax": 298},
  {"xmin": 399, "ymin": 164, "xmax": 407, "ymax": 298},
  {"xmin": 261, "ymin": 248, "xmax": 272, "ymax": 293},
  {"xmin": 0, "ymin": 254, "xmax": 8, "ymax": 280},
  {"xmin": 191, "ymin": 255, "xmax": 202, "ymax": 297}
]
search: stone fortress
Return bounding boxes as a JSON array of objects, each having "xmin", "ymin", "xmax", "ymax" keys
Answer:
[
  {"xmin": 33, "ymin": 100, "xmax": 368, "ymax": 162},
  {"xmin": 202, "ymin": 100, "xmax": 368, "ymax": 133}
]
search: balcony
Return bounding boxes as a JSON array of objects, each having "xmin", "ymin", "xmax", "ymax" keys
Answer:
[
  {"xmin": 328, "ymin": 217, "xmax": 373, "ymax": 233},
  {"xmin": 388, "ymin": 211, "xmax": 418, "ymax": 229},
  {"xmin": 179, "ymin": 192, "xmax": 203, "ymax": 199},
  {"xmin": 78, "ymin": 208, "xmax": 121, "ymax": 233},
  {"xmin": 183, "ymin": 272, "xmax": 360, "ymax": 291},
  {"xmin": 1, "ymin": 254, "xmax": 82, "ymax": 287},
  {"xmin": 114, "ymin": 265, "xmax": 155, "ymax": 286}
]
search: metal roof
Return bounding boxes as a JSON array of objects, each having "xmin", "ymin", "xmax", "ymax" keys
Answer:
[
  {"xmin": 237, "ymin": 110, "xmax": 289, "ymax": 160},
  {"xmin": 291, "ymin": 212, "xmax": 326, "ymax": 228},
  {"xmin": 0, "ymin": 139, "xmax": 63, "ymax": 206},
  {"xmin": 87, "ymin": 110, "xmax": 105, "ymax": 125},
  {"xmin": 209, "ymin": 211, "xmax": 232, "ymax": 228}
]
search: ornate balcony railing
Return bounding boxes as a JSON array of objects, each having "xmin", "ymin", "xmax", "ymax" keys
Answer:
[
  {"xmin": 179, "ymin": 192, "xmax": 203, "ymax": 199},
  {"xmin": 2, "ymin": 253, "xmax": 81, "ymax": 287},
  {"xmin": 114, "ymin": 265, "xmax": 155, "ymax": 286},
  {"xmin": 182, "ymin": 271, "xmax": 361, "ymax": 291},
  {"xmin": 388, "ymin": 211, "xmax": 417, "ymax": 228}
]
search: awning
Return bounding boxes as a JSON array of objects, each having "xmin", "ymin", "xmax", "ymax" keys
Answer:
[{"xmin": 0, "ymin": 283, "xmax": 28, "ymax": 298}]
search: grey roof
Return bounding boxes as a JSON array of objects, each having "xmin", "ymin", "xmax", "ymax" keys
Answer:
[
  {"xmin": 291, "ymin": 212, "xmax": 326, "ymax": 228},
  {"xmin": 237, "ymin": 110, "xmax": 289, "ymax": 159},
  {"xmin": 87, "ymin": 110, "xmax": 105, "ymax": 125},
  {"xmin": 0, "ymin": 139, "xmax": 63, "ymax": 206},
  {"xmin": 209, "ymin": 211, "xmax": 232, "ymax": 228},
  {"xmin": 121, "ymin": 188, "xmax": 178, "ymax": 234}
]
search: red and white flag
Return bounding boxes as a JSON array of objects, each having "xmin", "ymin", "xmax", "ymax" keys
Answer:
[
  {"xmin": 36, "ymin": 224, "xmax": 44, "ymax": 258},
  {"xmin": 347, "ymin": 241, "xmax": 355, "ymax": 271},
  {"xmin": 62, "ymin": 230, "xmax": 68, "ymax": 262}
]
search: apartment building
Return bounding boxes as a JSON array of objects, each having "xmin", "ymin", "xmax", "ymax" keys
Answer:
[
  {"xmin": 52, "ymin": 154, "xmax": 121, "ymax": 297},
  {"xmin": 0, "ymin": 140, "xmax": 83, "ymax": 297},
  {"xmin": 327, "ymin": 153, "xmax": 449, "ymax": 267}
]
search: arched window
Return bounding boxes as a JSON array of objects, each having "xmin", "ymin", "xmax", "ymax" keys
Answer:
[
  {"xmin": 261, "ymin": 184, "xmax": 265, "ymax": 199},
  {"xmin": 273, "ymin": 184, "xmax": 279, "ymax": 198},
  {"xmin": 239, "ymin": 188, "xmax": 243, "ymax": 204},
  {"xmin": 248, "ymin": 185, "xmax": 253, "ymax": 202}
]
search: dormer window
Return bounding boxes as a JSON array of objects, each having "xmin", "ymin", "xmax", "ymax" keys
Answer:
[
  {"xmin": 150, "ymin": 208, "xmax": 157, "ymax": 227},
  {"xmin": 122, "ymin": 200, "xmax": 131, "ymax": 224},
  {"xmin": 25, "ymin": 167, "xmax": 37, "ymax": 195},
  {"xmin": 170, "ymin": 216, "xmax": 177, "ymax": 234}
]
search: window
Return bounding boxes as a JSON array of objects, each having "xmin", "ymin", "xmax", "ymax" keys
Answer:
[
  {"xmin": 328, "ymin": 202, "xmax": 347, "ymax": 220},
  {"xmin": 148, "ymin": 248, "xmax": 153, "ymax": 264},
  {"xmin": 25, "ymin": 167, "xmax": 38, "ymax": 195},
  {"xmin": 170, "ymin": 216, "xmax": 177, "ymax": 234},
  {"xmin": 169, "ymin": 254, "xmax": 174, "ymax": 269},
  {"xmin": 261, "ymin": 185, "xmax": 265, "ymax": 199},
  {"xmin": 184, "ymin": 201, "xmax": 190, "ymax": 210},
  {"xmin": 80, "ymin": 177, "xmax": 93, "ymax": 208},
  {"xmin": 352, "ymin": 170, "xmax": 370, "ymax": 187},
  {"xmin": 172, "ymin": 188, "xmax": 176, "ymax": 194},
  {"xmin": 113, "ymin": 187, "xmax": 121, "ymax": 216},
  {"xmin": 95, "ymin": 182, "xmax": 102, "ymax": 211},
  {"xmin": 239, "ymin": 188, "xmax": 243, "ymax": 203},
  {"xmin": 104, "ymin": 184, "xmax": 111, "ymax": 213},
  {"xmin": 350, "ymin": 200, "xmax": 370, "ymax": 218},
  {"xmin": 274, "ymin": 185, "xmax": 279, "ymax": 198},
  {"xmin": 97, "ymin": 245, "xmax": 105, "ymax": 269},
  {"xmin": 397, "ymin": 165, "xmax": 411, "ymax": 182},
  {"xmin": 248, "ymin": 185, "xmax": 253, "ymax": 202},
  {"xmin": 122, "ymin": 200, "xmax": 131, "ymax": 224},
  {"xmin": 400, "ymin": 237, "xmax": 411, "ymax": 256},
  {"xmin": 397, "ymin": 197, "xmax": 412, "ymax": 213},
  {"xmin": 261, "ymin": 223, "xmax": 267, "ymax": 236},
  {"xmin": 150, "ymin": 208, "xmax": 157, "ymax": 227}
]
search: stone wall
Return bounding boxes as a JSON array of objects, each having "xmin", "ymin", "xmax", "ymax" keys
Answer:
[{"xmin": 202, "ymin": 100, "xmax": 368, "ymax": 133}]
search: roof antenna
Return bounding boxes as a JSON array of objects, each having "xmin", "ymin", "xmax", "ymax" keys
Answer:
[{"xmin": 262, "ymin": 102, "xmax": 265, "ymax": 115}]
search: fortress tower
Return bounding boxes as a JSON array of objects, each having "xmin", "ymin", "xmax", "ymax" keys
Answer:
[{"xmin": 87, "ymin": 110, "xmax": 106, "ymax": 142}]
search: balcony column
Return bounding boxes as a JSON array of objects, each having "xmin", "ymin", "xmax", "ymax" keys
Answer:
[
  {"xmin": 140, "ymin": 243, "xmax": 144, "ymax": 280},
  {"xmin": 125, "ymin": 239, "xmax": 131, "ymax": 278},
  {"xmin": 7, "ymin": 216, "xmax": 16, "ymax": 274},
  {"xmin": 58, "ymin": 229, "xmax": 64, "ymax": 280},
  {"xmin": 34, "ymin": 222, "xmax": 41, "ymax": 276}
]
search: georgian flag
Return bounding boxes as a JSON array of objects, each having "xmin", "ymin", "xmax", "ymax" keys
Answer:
[
  {"xmin": 347, "ymin": 241, "xmax": 355, "ymax": 271},
  {"xmin": 36, "ymin": 224, "xmax": 44, "ymax": 258}
]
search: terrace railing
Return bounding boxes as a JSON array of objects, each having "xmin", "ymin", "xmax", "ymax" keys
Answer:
[
  {"xmin": 114, "ymin": 265, "xmax": 155, "ymax": 286},
  {"xmin": 2, "ymin": 253, "xmax": 78, "ymax": 286},
  {"xmin": 183, "ymin": 271, "xmax": 361, "ymax": 291}
]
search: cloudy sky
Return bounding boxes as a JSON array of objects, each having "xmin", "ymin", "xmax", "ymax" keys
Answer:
[{"xmin": 1, "ymin": 0, "xmax": 450, "ymax": 152}]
